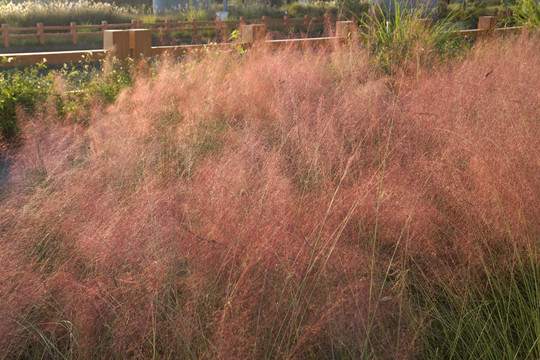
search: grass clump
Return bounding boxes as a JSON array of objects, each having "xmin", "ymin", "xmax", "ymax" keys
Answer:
[
  {"xmin": 360, "ymin": 2, "xmax": 464, "ymax": 74},
  {"xmin": 411, "ymin": 252, "xmax": 540, "ymax": 359}
]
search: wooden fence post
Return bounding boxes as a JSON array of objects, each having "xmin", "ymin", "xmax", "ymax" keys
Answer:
[
  {"xmin": 103, "ymin": 30, "xmax": 130, "ymax": 58},
  {"xmin": 262, "ymin": 16, "xmax": 268, "ymax": 29},
  {"xmin": 336, "ymin": 20, "xmax": 355, "ymax": 38},
  {"xmin": 131, "ymin": 19, "xmax": 138, "ymax": 29},
  {"xmin": 102, "ymin": 20, "xmax": 108, "ymax": 32},
  {"xmin": 2, "ymin": 24, "xmax": 9, "ymax": 48},
  {"xmin": 70, "ymin": 22, "xmax": 78, "ymax": 44},
  {"xmin": 323, "ymin": 13, "xmax": 333, "ymax": 36},
  {"xmin": 240, "ymin": 16, "xmax": 245, "ymax": 27},
  {"xmin": 416, "ymin": 18, "xmax": 435, "ymax": 29},
  {"xmin": 240, "ymin": 24, "xmax": 266, "ymax": 44},
  {"xmin": 478, "ymin": 16, "xmax": 498, "ymax": 34},
  {"xmin": 165, "ymin": 19, "xmax": 171, "ymax": 38},
  {"xmin": 304, "ymin": 15, "xmax": 311, "ymax": 33},
  {"xmin": 129, "ymin": 29, "xmax": 152, "ymax": 57},
  {"xmin": 216, "ymin": 18, "xmax": 222, "ymax": 39},
  {"xmin": 37, "ymin": 22, "xmax": 45, "ymax": 45},
  {"xmin": 284, "ymin": 15, "xmax": 289, "ymax": 32},
  {"xmin": 191, "ymin": 19, "xmax": 197, "ymax": 43}
]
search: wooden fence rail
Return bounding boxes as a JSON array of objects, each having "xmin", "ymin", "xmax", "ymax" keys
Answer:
[{"xmin": 1, "ymin": 15, "xmax": 329, "ymax": 48}]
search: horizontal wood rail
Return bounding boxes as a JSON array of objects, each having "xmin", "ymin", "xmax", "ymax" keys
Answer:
[
  {"xmin": 1, "ymin": 15, "xmax": 329, "ymax": 49},
  {"xmin": 454, "ymin": 26, "xmax": 522, "ymax": 37},
  {"xmin": 0, "ymin": 18, "xmax": 523, "ymax": 68},
  {"xmin": 150, "ymin": 37, "xmax": 340, "ymax": 57},
  {"xmin": 0, "ymin": 49, "xmax": 106, "ymax": 66}
]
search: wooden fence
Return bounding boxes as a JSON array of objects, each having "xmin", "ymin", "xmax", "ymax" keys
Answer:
[
  {"xmin": 0, "ymin": 17, "xmax": 523, "ymax": 68},
  {"xmin": 1, "ymin": 15, "xmax": 330, "ymax": 48}
]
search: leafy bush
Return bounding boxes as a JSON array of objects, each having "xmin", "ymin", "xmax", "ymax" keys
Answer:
[
  {"xmin": 283, "ymin": 0, "xmax": 368, "ymax": 19},
  {"xmin": 53, "ymin": 58, "xmax": 134, "ymax": 120},
  {"xmin": 0, "ymin": 58, "xmax": 133, "ymax": 141},
  {"xmin": 284, "ymin": 2, "xmax": 339, "ymax": 18},
  {"xmin": 0, "ymin": 60, "xmax": 53, "ymax": 139},
  {"xmin": 227, "ymin": 3, "xmax": 289, "ymax": 19},
  {"xmin": 339, "ymin": 0, "xmax": 371, "ymax": 18},
  {"xmin": 450, "ymin": 6, "xmax": 489, "ymax": 27}
]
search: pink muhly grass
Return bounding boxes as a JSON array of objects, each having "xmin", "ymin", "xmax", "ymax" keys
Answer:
[{"xmin": 0, "ymin": 33, "xmax": 538, "ymax": 358}]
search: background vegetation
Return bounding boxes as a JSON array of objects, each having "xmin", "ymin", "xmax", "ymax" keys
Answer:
[
  {"xmin": 0, "ymin": 0, "xmax": 343, "ymax": 27},
  {"xmin": 0, "ymin": 0, "xmax": 521, "ymax": 28},
  {"xmin": 0, "ymin": 0, "xmax": 138, "ymax": 27},
  {"xmin": 0, "ymin": 0, "xmax": 525, "ymax": 50},
  {"xmin": 0, "ymin": 0, "xmax": 343, "ymax": 50}
]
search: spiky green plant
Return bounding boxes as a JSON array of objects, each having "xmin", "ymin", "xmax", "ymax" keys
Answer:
[
  {"xmin": 359, "ymin": 1, "xmax": 462, "ymax": 74},
  {"xmin": 512, "ymin": 0, "xmax": 540, "ymax": 29}
]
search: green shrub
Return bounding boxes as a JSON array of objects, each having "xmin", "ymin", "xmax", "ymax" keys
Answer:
[
  {"xmin": 0, "ymin": 60, "xmax": 53, "ymax": 139},
  {"xmin": 0, "ymin": 58, "xmax": 133, "ymax": 140},
  {"xmin": 227, "ymin": 3, "xmax": 287, "ymax": 19},
  {"xmin": 438, "ymin": 0, "xmax": 450, "ymax": 18},
  {"xmin": 283, "ymin": 0, "xmax": 367, "ymax": 19},
  {"xmin": 53, "ymin": 58, "xmax": 134, "ymax": 122},
  {"xmin": 449, "ymin": 5, "xmax": 492, "ymax": 28},
  {"xmin": 339, "ymin": 0, "xmax": 370, "ymax": 19},
  {"xmin": 284, "ymin": 2, "xmax": 339, "ymax": 18}
]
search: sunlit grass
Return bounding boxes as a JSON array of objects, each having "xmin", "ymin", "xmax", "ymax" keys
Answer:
[{"xmin": 0, "ymin": 27, "xmax": 538, "ymax": 359}]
